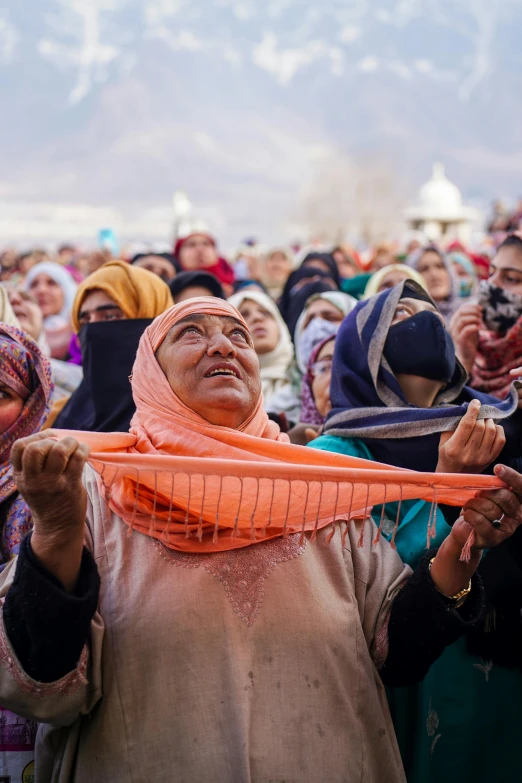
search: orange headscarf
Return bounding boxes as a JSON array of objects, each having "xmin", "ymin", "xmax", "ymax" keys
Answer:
[
  {"xmin": 71, "ymin": 260, "xmax": 173, "ymax": 332},
  {"xmin": 61, "ymin": 298, "xmax": 503, "ymax": 553}
]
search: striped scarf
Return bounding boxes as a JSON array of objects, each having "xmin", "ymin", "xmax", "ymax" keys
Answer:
[{"xmin": 324, "ymin": 281, "xmax": 519, "ymax": 472}]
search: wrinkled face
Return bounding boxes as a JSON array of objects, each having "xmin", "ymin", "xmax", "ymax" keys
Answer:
[
  {"xmin": 179, "ymin": 235, "xmax": 218, "ymax": 270},
  {"xmin": 303, "ymin": 299, "xmax": 343, "ymax": 329},
  {"xmin": 173, "ymin": 285, "xmax": 216, "ymax": 304},
  {"xmin": 416, "ymin": 251, "xmax": 450, "ymax": 300},
  {"xmin": 390, "ymin": 297, "xmax": 444, "ymax": 327},
  {"xmin": 489, "ymin": 247, "xmax": 522, "ymax": 295},
  {"xmin": 265, "ymin": 252, "xmax": 291, "ymax": 284},
  {"xmin": 28, "ymin": 274, "xmax": 64, "ymax": 318},
  {"xmin": 377, "ymin": 269, "xmax": 412, "ymax": 293},
  {"xmin": 77, "ymin": 290, "xmax": 126, "ymax": 326},
  {"xmin": 311, "ymin": 338, "xmax": 335, "ymax": 418},
  {"xmin": 156, "ymin": 314, "xmax": 261, "ymax": 429},
  {"xmin": 238, "ymin": 299, "xmax": 279, "ymax": 355},
  {"xmin": 0, "ymin": 382, "xmax": 24, "ymax": 434},
  {"xmin": 134, "ymin": 256, "xmax": 176, "ymax": 283},
  {"xmin": 5, "ymin": 286, "xmax": 43, "ymax": 342}
]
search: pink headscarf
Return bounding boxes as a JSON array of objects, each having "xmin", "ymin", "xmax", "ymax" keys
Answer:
[{"xmin": 130, "ymin": 297, "xmax": 287, "ymax": 451}]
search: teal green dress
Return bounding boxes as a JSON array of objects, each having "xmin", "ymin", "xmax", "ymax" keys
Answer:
[
  {"xmin": 340, "ymin": 273, "xmax": 372, "ymax": 300},
  {"xmin": 310, "ymin": 433, "xmax": 522, "ymax": 783}
]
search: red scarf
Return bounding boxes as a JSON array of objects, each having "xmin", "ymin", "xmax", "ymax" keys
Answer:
[
  {"xmin": 173, "ymin": 234, "xmax": 235, "ymax": 286},
  {"xmin": 471, "ymin": 316, "xmax": 522, "ymax": 399},
  {"xmin": 203, "ymin": 257, "xmax": 235, "ymax": 286}
]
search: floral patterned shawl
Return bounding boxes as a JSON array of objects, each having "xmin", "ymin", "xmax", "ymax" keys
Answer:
[{"xmin": 0, "ymin": 326, "xmax": 53, "ymax": 569}]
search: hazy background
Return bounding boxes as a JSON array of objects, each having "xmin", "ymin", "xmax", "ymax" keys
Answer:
[{"xmin": 1, "ymin": 0, "xmax": 521, "ymax": 247}]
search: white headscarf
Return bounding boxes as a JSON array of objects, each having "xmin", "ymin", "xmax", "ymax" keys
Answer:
[
  {"xmin": 294, "ymin": 291, "xmax": 356, "ymax": 373},
  {"xmin": 25, "ymin": 262, "xmax": 78, "ymax": 328},
  {"xmin": 228, "ymin": 290, "xmax": 295, "ymax": 407}
]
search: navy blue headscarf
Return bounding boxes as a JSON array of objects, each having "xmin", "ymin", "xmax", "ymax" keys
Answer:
[
  {"xmin": 300, "ymin": 252, "xmax": 341, "ymax": 287},
  {"xmin": 278, "ymin": 268, "xmax": 339, "ymax": 340},
  {"xmin": 324, "ymin": 279, "xmax": 521, "ymax": 472}
]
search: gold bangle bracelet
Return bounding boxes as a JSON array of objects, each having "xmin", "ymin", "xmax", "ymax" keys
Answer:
[{"xmin": 429, "ymin": 557, "xmax": 472, "ymax": 608}]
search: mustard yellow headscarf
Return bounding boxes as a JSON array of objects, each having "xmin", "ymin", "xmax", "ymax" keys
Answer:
[{"xmin": 71, "ymin": 260, "xmax": 173, "ymax": 332}]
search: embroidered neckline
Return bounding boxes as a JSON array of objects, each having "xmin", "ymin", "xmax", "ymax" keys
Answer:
[{"xmin": 155, "ymin": 534, "xmax": 307, "ymax": 626}]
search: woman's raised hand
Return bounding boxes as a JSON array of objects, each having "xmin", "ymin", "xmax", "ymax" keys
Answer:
[
  {"xmin": 436, "ymin": 399, "xmax": 506, "ymax": 474},
  {"xmin": 449, "ymin": 303, "xmax": 482, "ymax": 374},
  {"xmin": 11, "ymin": 431, "xmax": 90, "ymax": 592},
  {"xmin": 458, "ymin": 464, "xmax": 522, "ymax": 549},
  {"xmin": 430, "ymin": 464, "xmax": 522, "ymax": 597}
]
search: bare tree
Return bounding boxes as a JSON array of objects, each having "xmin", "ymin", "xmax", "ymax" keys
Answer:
[{"xmin": 297, "ymin": 152, "xmax": 410, "ymax": 245}]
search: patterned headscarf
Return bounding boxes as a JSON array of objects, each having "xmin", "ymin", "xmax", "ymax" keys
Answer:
[
  {"xmin": 0, "ymin": 325, "xmax": 53, "ymax": 568},
  {"xmin": 300, "ymin": 334, "xmax": 338, "ymax": 425}
]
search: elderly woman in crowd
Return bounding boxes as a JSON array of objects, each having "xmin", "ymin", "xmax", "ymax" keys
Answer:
[
  {"xmin": 407, "ymin": 245, "xmax": 460, "ymax": 324},
  {"xmin": 363, "ymin": 264, "xmax": 428, "ymax": 299},
  {"xmin": 229, "ymin": 290, "xmax": 299, "ymax": 423},
  {"xmin": 451, "ymin": 234, "xmax": 522, "ymax": 401},
  {"xmin": 309, "ymin": 280, "xmax": 522, "ymax": 783},
  {"xmin": 53, "ymin": 260, "xmax": 172, "ymax": 432},
  {"xmin": 2, "ymin": 297, "xmax": 521, "ymax": 782},
  {"xmin": 24, "ymin": 262, "xmax": 77, "ymax": 360},
  {"xmin": 0, "ymin": 324, "xmax": 53, "ymax": 780}
]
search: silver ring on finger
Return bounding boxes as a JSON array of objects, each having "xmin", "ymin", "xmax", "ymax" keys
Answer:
[{"xmin": 491, "ymin": 513, "xmax": 505, "ymax": 530}]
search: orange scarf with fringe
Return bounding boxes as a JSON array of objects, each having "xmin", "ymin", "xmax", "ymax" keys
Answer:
[{"xmin": 61, "ymin": 298, "xmax": 503, "ymax": 553}]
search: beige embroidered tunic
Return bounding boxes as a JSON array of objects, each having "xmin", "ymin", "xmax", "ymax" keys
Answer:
[{"xmin": 0, "ymin": 466, "xmax": 410, "ymax": 782}]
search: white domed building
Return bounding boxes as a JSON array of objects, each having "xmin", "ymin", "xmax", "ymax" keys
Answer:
[{"xmin": 404, "ymin": 163, "xmax": 478, "ymax": 244}]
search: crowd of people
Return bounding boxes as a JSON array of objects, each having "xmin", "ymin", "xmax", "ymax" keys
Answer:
[{"xmin": 0, "ymin": 223, "xmax": 522, "ymax": 782}]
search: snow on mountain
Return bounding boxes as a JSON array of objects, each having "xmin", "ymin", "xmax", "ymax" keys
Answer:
[{"xmin": 1, "ymin": 0, "xmax": 521, "ymax": 244}]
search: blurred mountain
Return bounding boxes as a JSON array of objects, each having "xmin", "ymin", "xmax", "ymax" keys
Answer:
[{"xmin": 0, "ymin": 0, "xmax": 521, "ymax": 244}]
